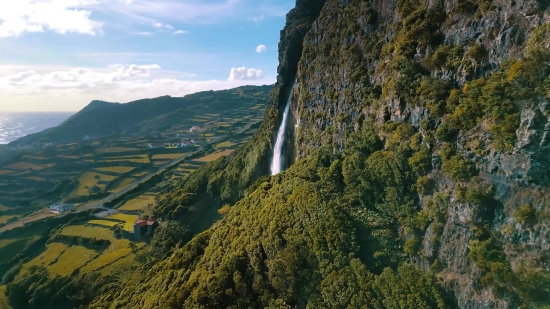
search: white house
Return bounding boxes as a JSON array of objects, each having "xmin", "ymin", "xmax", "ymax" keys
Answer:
[
  {"xmin": 83, "ymin": 135, "xmax": 90, "ymax": 141},
  {"xmin": 189, "ymin": 126, "xmax": 201, "ymax": 133},
  {"xmin": 179, "ymin": 140, "xmax": 193, "ymax": 148},
  {"xmin": 148, "ymin": 143, "xmax": 165, "ymax": 149},
  {"xmin": 50, "ymin": 203, "xmax": 75, "ymax": 213}
]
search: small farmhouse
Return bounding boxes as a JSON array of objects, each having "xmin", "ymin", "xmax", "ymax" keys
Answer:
[
  {"xmin": 189, "ymin": 126, "xmax": 201, "ymax": 133},
  {"xmin": 134, "ymin": 218, "xmax": 159, "ymax": 240},
  {"xmin": 180, "ymin": 140, "xmax": 193, "ymax": 148},
  {"xmin": 148, "ymin": 143, "xmax": 165, "ymax": 149},
  {"xmin": 50, "ymin": 203, "xmax": 75, "ymax": 213}
]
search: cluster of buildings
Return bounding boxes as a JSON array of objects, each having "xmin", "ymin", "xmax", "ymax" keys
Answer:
[{"xmin": 147, "ymin": 138, "xmax": 204, "ymax": 149}]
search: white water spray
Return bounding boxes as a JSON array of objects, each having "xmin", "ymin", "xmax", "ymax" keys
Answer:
[{"xmin": 270, "ymin": 82, "xmax": 295, "ymax": 175}]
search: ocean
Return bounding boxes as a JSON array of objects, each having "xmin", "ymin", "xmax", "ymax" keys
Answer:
[{"xmin": 0, "ymin": 112, "xmax": 74, "ymax": 144}]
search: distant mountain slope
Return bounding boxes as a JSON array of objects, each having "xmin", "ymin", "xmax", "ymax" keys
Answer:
[{"xmin": 11, "ymin": 85, "xmax": 273, "ymax": 145}]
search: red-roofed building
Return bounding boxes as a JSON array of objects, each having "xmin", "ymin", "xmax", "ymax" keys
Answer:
[{"xmin": 133, "ymin": 218, "xmax": 159, "ymax": 240}]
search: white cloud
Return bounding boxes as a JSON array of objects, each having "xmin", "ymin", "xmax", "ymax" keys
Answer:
[
  {"xmin": 132, "ymin": 31, "xmax": 153, "ymax": 36},
  {"xmin": 228, "ymin": 67, "xmax": 263, "ymax": 81},
  {"xmin": 0, "ymin": 0, "xmax": 103, "ymax": 38},
  {"xmin": 251, "ymin": 14, "xmax": 264, "ymax": 22},
  {"xmin": 0, "ymin": 65, "xmax": 272, "ymax": 111},
  {"xmin": 256, "ymin": 44, "xmax": 266, "ymax": 53},
  {"xmin": 172, "ymin": 30, "xmax": 187, "ymax": 35},
  {"xmin": 152, "ymin": 22, "xmax": 173, "ymax": 29}
]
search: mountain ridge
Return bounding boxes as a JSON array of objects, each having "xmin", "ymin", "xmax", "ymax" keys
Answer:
[{"xmin": 9, "ymin": 85, "xmax": 274, "ymax": 146}]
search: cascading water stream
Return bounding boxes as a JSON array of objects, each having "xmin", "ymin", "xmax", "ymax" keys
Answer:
[{"xmin": 270, "ymin": 82, "xmax": 295, "ymax": 175}]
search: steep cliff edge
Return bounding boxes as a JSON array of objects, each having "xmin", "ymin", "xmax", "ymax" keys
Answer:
[{"xmin": 81, "ymin": 0, "xmax": 550, "ymax": 308}]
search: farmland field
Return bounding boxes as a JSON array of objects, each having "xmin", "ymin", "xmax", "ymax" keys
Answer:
[
  {"xmin": 23, "ymin": 243, "xmax": 68, "ymax": 269},
  {"xmin": 194, "ymin": 149, "xmax": 235, "ymax": 163},
  {"xmin": 77, "ymin": 172, "xmax": 118, "ymax": 195},
  {"xmin": 0, "ymin": 170, "xmax": 14, "ymax": 175},
  {"xmin": 58, "ymin": 155, "xmax": 79, "ymax": 159},
  {"xmin": 96, "ymin": 147, "xmax": 140, "ymax": 153},
  {"xmin": 106, "ymin": 213, "xmax": 138, "ymax": 231},
  {"xmin": 6, "ymin": 162, "xmax": 54, "ymax": 170},
  {"xmin": 60, "ymin": 225, "xmax": 113, "ymax": 240},
  {"xmin": 151, "ymin": 153, "xmax": 184, "ymax": 160},
  {"xmin": 0, "ymin": 215, "xmax": 16, "ymax": 224},
  {"xmin": 110, "ymin": 177, "xmax": 136, "ymax": 192},
  {"xmin": 48, "ymin": 246, "xmax": 98, "ymax": 276},
  {"xmin": 119, "ymin": 194, "xmax": 156, "ymax": 211},
  {"xmin": 96, "ymin": 166, "xmax": 136, "ymax": 174},
  {"xmin": 0, "ymin": 204, "xmax": 8, "ymax": 211},
  {"xmin": 25, "ymin": 176, "xmax": 45, "ymax": 182},
  {"xmin": 0, "ymin": 285, "xmax": 10, "ymax": 309},
  {"xmin": 80, "ymin": 244, "xmax": 132, "ymax": 273},
  {"xmin": 215, "ymin": 141, "xmax": 235, "ymax": 148},
  {"xmin": 153, "ymin": 160, "xmax": 170, "ymax": 166},
  {"xmin": 0, "ymin": 237, "xmax": 40, "ymax": 264},
  {"xmin": 88, "ymin": 219, "xmax": 121, "ymax": 227},
  {"xmin": 101, "ymin": 155, "xmax": 150, "ymax": 164}
]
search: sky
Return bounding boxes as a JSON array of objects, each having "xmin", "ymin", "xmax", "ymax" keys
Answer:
[{"xmin": 0, "ymin": 0, "xmax": 294, "ymax": 112}]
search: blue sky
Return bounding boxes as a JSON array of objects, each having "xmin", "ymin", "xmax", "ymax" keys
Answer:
[{"xmin": 0, "ymin": 0, "xmax": 294, "ymax": 111}]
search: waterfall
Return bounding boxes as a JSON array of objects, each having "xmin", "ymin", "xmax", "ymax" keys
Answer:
[{"xmin": 270, "ymin": 82, "xmax": 295, "ymax": 175}]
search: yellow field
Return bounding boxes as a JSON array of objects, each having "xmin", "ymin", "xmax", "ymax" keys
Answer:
[
  {"xmin": 205, "ymin": 113, "xmax": 221, "ymax": 117},
  {"xmin": 7, "ymin": 162, "xmax": 55, "ymax": 170},
  {"xmin": 77, "ymin": 172, "xmax": 117, "ymax": 195},
  {"xmin": 24, "ymin": 156, "xmax": 49, "ymax": 160},
  {"xmin": 80, "ymin": 244, "xmax": 132, "ymax": 273},
  {"xmin": 48, "ymin": 246, "xmax": 98, "ymax": 276},
  {"xmin": 0, "ymin": 204, "xmax": 8, "ymax": 211},
  {"xmin": 215, "ymin": 141, "xmax": 235, "ymax": 148},
  {"xmin": 96, "ymin": 248, "xmax": 142, "ymax": 279},
  {"xmin": 190, "ymin": 118, "xmax": 208, "ymax": 122},
  {"xmin": 111, "ymin": 177, "xmax": 136, "ymax": 192},
  {"xmin": 119, "ymin": 194, "xmax": 156, "ymax": 211},
  {"xmin": 58, "ymin": 155, "xmax": 79, "ymax": 159},
  {"xmin": 97, "ymin": 147, "xmax": 139, "ymax": 153},
  {"xmin": 106, "ymin": 213, "xmax": 138, "ymax": 231},
  {"xmin": 96, "ymin": 166, "xmax": 136, "ymax": 174},
  {"xmin": 133, "ymin": 171, "xmax": 149, "ymax": 178},
  {"xmin": 25, "ymin": 176, "xmax": 45, "ymax": 182},
  {"xmin": 91, "ymin": 141, "xmax": 101, "ymax": 145},
  {"xmin": 61, "ymin": 225, "xmax": 112, "ymax": 239},
  {"xmin": 88, "ymin": 220, "xmax": 122, "ymax": 227},
  {"xmin": 23, "ymin": 243, "xmax": 68, "ymax": 269},
  {"xmin": 194, "ymin": 149, "xmax": 235, "ymax": 163},
  {"xmin": 0, "ymin": 170, "xmax": 14, "ymax": 175},
  {"xmin": 152, "ymin": 153, "xmax": 184, "ymax": 160},
  {"xmin": 0, "ymin": 215, "xmax": 17, "ymax": 224},
  {"xmin": 101, "ymin": 155, "xmax": 150, "ymax": 164},
  {"xmin": 0, "ymin": 285, "xmax": 10, "ymax": 309}
]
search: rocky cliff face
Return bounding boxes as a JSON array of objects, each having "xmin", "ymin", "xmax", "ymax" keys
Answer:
[{"xmin": 285, "ymin": 0, "xmax": 550, "ymax": 307}]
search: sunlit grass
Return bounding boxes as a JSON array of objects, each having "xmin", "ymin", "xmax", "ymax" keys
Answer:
[
  {"xmin": 119, "ymin": 194, "xmax": 156, "ymax": 211},
  {"xmin": 194, "ymin": 149, "xmax": 235, "ymax": 163},
  {"xmin": 96, "ymin": 166, "xmax": 136, "ymax": 174}
]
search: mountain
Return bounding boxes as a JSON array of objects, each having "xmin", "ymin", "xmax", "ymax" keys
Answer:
[
  {"xmin": 10, "ymin": 85, "xmax": 274, "ymax": 145},
  {"xmin": 6, "ymin": 0, "xmax": 550, "ymax": 308}
]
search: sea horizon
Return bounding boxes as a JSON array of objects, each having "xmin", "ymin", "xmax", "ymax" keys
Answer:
[{"xmin": 0, "ymin": 111, "xmax": 74, "ymax": 145}]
